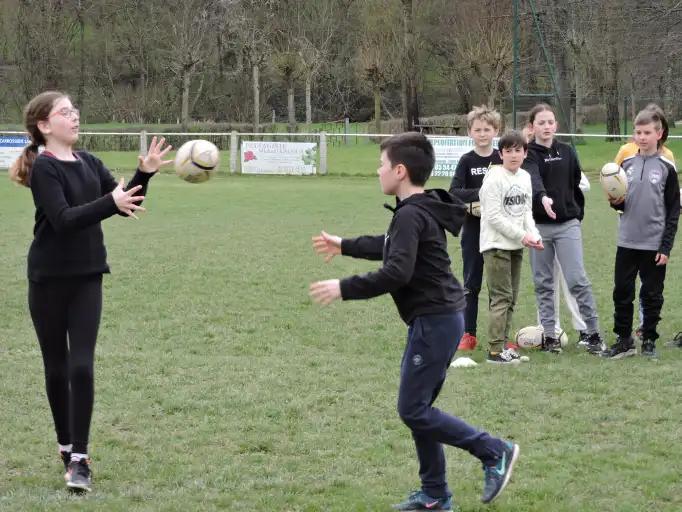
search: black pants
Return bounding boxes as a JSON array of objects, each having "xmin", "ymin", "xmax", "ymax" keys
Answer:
[
  {"xmin": 398, "ymin": 312, "xmax": 506, "ymax": 498},
  {"xmin": 613, "ymin": 247, "xmax": 666, "ymax": 341},
  {"xmin": 28, "ymin": 275, "xmax": 103, "ymax": 454},
  {"xmin": 460, "ymin": 219, "xmax": 484, "ymax": 335}
]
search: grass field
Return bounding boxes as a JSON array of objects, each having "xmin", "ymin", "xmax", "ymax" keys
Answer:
[{"xmin": 2, "ymin": 171, "xmax": 682, "ymax": 511}]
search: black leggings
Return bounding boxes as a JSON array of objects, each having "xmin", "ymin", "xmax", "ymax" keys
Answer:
[{"xmin": 28, "ymin": 275, "xmax": 102, "ymax": 454}]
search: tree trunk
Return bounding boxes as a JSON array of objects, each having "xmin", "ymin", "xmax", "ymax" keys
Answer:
[
  {"xmin": 455, "ymin": 73, "xmax": 472, "ymax": 113},
  {"xmin": 253, "ymin": 63, "xmax": 260, "ymax": 132},
  {"xmin": 663, "ymin": 62, "xmax": 674, "ymax": 114},
  {"xmin": 574, "ymin": 61, "xmax": 584, "ymax": 132},
  {"xmin": 373, "ymin": 85, "xmax": 381, "ymax": 134},
  {"xmin": 287, "ymin": 77, "xmax": 296, "ymax": 132},
  {"xmin": 556, "ymin": 49, "xmax": 573, "ymax": 133},
  {"xmin": 410, "ymin": 80, "xmax": 419, "ymax": 130},
  {"xmin": 402, "ymin": 0, "xmax": 416, "ymax": 131},
  {"xmin": 605, "ymin": 52, "xmax": 620, "ymax": 138},
  {"xmin": 400, "ymin": 76, "xmax": 408, "ymax": 131},
  {"xmin": 139, "ymin": 70, "xmax": 146, "ymax": 123},
  {"xmin": 181, "ymin": 65, "xmax": 191, "ymax": 129},
  {"xmin": 305, "ymin": 74, "xmax": 312, "ymax": 125},
  {"xmin": 77, "ymin": 0, "xmax": 85, "ymax": 112}
]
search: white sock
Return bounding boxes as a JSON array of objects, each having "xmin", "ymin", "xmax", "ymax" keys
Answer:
[
  {"xmin": 71, "ymin": 452, "xmax": 88, "ymax": 462},
  {"xmin": 58, "ymin": 443, "xmax": 72, "ymax": 453}
]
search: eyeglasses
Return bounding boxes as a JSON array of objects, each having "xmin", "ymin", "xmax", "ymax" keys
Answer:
[{"xmin": 49, "ymin": 107, "xmax": 80, "ymax": 119}]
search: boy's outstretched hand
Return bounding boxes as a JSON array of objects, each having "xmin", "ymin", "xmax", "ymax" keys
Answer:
[
  {"xmin": 312, "ymin": 231, "xmax": 342, "ymax": 263},
  {"xmin": 309, "ymin": 279, "xmax": 341, "ymax": 305},
  {"xmin": 608, "ymin": 195, "xmax": 625, "ymax": 206}
]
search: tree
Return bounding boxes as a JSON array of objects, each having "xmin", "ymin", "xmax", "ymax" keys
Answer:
[
  {"xmin": 355, "ymin": 0, "xmax": 401, "ymax": 133},
  {"xmin": 426, "ymin": 0, "xmax": 512, "ymax": 114},
  {"xmin": 400, "ymin": 0, "xmax": 419, "ymax": 130},
  {"xmin": 162, "ymin": 0, "xmax": 225, "ymax": 127}
]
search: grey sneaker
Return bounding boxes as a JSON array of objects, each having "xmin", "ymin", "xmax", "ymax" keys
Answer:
[
  {"xmin": 602, "ymin": 336, "xmax": 636, "ymax": 359},
  {"xmin": 584, "ymin": 332, "xmax": 606, "ymax": 354},
  {"xmin": 541, "ymin": 336, "xmax": 562, "ymax": 353},
  {"xmin": 392, "ymin": 490, "xmax": 454, "ymax": 511},
  {"xmin": 481, "ymin": 442, "xmax": 520, "ymax": 504},
  {"xmin": 66, "ymin": 458, "xmax": 92, "ymax": 492},
  {"xmin": 641, "ymin": 340, "xmax": 658, "ymax": 359},
  {"xmin": 577, "ymin": 331, "xmax": 589, "ymax": 346}
]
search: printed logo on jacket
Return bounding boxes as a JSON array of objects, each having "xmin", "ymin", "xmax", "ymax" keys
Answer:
[{"xmin": 503, "ymin": 185, "xmax": 528, "ymax": 217}]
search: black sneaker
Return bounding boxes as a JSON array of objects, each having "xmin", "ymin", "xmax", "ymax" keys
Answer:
[
  {"xmin": 584, "ymin": 332, "xmax": 606, "ymax": 354},
  {"xmin": 59, "ymin": 451, "xmax": 71, "ymax": 480},
  {"xmin": 577, "ymin": 331, "xmax": 589, "ymax": 346},
  {"xmin": 601, "ymin": 336, "xmax": 636, "ymax": 359},
  {"xmin": 392, "ymin": 490, "xmax": 454, "ymax": 511},
  {"xmin": 486, "ymin": 349, "xmax": 522, "ymax": 365},
  {"xmin": 481, "ymin": 441, "xmax": 519, "ymax": 504},
  {"xmin": 541, "ymin": 336, "xmax": 562, "ymax": 353},
  {"xmin": 665, "ymin": 332, "xmax": 682, "ymax": 347},
  {"xmin": 641, "ymin": 340, "xmax": 658, "ymax": 359},
  {"xmin": 66, "ymin": 458, "xmax": 92, "ymax": 492}
]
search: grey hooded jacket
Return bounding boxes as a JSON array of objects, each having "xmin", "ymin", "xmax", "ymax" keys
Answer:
[{"xmin": 614, "ymin": 153, "xmax": 680, "ymax": 255}]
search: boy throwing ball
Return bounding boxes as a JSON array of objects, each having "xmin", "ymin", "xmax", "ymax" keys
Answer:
[{"xmin": 310, "ymin": 133, "xmax": 519, "ymax": 510}]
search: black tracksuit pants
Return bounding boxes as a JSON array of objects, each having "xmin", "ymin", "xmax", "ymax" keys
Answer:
[
  {"xmin": 397, "ymin": 312, "xmax": 507, "ymax": 498},
  {"xmin": 613, "ymin": 247, "xmax": 666, "ymax": 341},
  {"xmin": 460, "ymin": 218, "xmax": 484, "ymax": 336}
]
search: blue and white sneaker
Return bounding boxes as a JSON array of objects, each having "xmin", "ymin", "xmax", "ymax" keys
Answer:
[
  {"xmin": 392, "ymin": 490, "xmax": 454, "ymax": 511},
  {"xmin": 481, "ymin": 442, "xmax": 519, "ymax": 504}
]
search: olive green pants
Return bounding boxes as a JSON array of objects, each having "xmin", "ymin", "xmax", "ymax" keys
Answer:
[{"xmin": 483, "ymin": 248, "xmax": 523, "ymax": 353}]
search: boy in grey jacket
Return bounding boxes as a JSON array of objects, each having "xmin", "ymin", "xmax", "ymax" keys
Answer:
[{"xmin": 604, "ymin": 109, "xmax": 680, "ymax": 359}]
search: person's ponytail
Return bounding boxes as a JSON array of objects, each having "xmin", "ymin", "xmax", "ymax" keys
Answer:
[
  {"xmin": 9, "ymin": 142, "xmax": 41, "ymax": 187},
  {"xmin": 8, "ymin": 91, "xmax": 67, "ymax": 188}
]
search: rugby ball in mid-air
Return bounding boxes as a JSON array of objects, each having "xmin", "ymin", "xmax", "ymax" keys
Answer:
[
  {"xmin": 599, "ymin": 162, "xmax": 627, "ymax": 201},
  {"xmin": 515, "ymin": 325, "xmax": 568, "ymax": 349},
  {"xmin": 174, "ymin": 140, "xmax": 220, "ymax": 183}
]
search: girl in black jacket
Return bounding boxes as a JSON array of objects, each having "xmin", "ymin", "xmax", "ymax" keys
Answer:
[
  {"xmin": 522, "ymin": 104, "xmax": 604, "ymax": 354},
  {"xmin": 10, "ymin": 91, "xmax": 172, "ymax": 492}
]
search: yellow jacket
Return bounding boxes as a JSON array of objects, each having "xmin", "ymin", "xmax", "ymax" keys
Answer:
[{"xmin": 614, "ymin": 142, "xmax": 675, "ymax": 165}]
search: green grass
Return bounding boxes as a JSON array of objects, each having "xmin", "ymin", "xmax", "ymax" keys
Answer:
[{"xmin": 1, "ymin": 173, "xmax": 682, "ymax": 511}]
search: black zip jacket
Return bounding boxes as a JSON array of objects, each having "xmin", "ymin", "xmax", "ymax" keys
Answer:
[
  {"xmin": 339, "ymin": 190, "xmax": 467, "ymax": 324},
  {"xmin": 523, "ymin": 139, "xmax": 585, "ymax": 223}
]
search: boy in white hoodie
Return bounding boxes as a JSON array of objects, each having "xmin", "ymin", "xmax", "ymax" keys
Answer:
[{"xmin": 479, "ymin": 131, "xmax": 544, "ymax": 364}]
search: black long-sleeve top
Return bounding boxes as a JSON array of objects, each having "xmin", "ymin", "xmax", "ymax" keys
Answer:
[{"xmin": 27, "ymin": 151, "xmax": 154, "ymax": 281}]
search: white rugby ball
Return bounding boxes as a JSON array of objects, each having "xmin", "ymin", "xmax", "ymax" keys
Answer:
[
  {"xmin": 515, "ymin": 325, "xmax": 568, "ymax": 349},
  {"xmin": 515, "ymin": 325, "xmax": 543, "ymax": 349},
  {"xmin": 599, "ymin": 162, "xmax": 627, "ymax": 201},
  {"xmin": 174, "ymin": 139, "xmax": 220, "ymax": 183}
]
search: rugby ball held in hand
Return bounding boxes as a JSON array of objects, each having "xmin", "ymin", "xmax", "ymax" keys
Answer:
[{"xmin": 600, "ymin": 162, "xmax": 627, "ymax": 201}]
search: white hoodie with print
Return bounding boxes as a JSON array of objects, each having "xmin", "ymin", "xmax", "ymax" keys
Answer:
[{"xmin": 479, "ymin": 165, "xmax": 540, "ymax": 253}]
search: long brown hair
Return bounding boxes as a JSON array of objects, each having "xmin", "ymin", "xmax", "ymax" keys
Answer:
[
  {"xmin": 9, "ymin": 91, "xmax": 68, "ymax": 187},
  {"xmin": 528, "ymin": 103, "xmax": 555, "ymax": 125}
]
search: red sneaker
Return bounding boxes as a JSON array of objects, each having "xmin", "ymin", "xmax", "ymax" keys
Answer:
[
  {"xmin": 505, "ymin": 340, "xmax": 521, "ymax": 351},
  {"xmin": 458, "ymin": 332, "xmax": 478, "ymax": 351}
]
